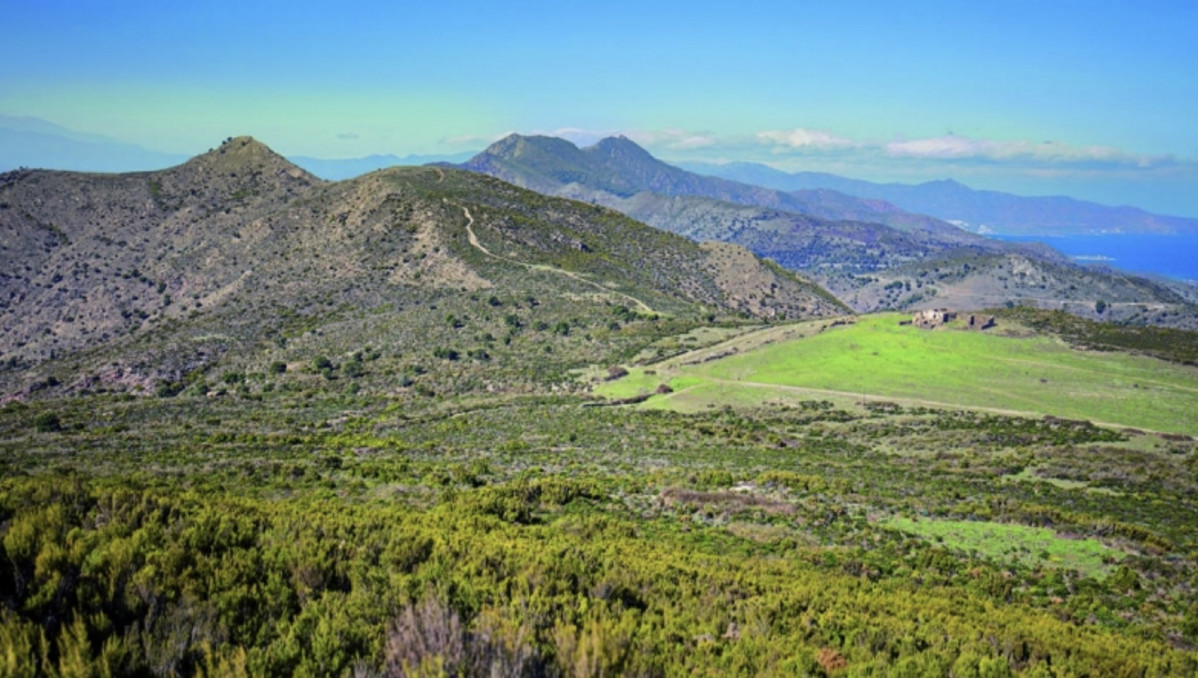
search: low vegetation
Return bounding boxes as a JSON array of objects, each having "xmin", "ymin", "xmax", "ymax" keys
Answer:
[
  {"xmin": 597, "ymin": 313, "xmax": 1198, "ymax": 435},
  {"xmin": 2, "ymin": 389, "xmax": 1198, "ymax": 675}
]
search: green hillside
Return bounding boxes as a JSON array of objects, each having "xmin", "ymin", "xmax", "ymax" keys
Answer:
[
  {"xmin": 596, "ymin": 313, "xmax": 1198, "ymax": 435},
  {"xmin": 3, "ymin": 138, "xmax": 1198, "ymax": 676}
]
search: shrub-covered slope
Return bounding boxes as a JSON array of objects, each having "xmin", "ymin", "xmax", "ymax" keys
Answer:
[{"xmin": 0, "ymin": 137, "xmax": 844, "ymax": 399}]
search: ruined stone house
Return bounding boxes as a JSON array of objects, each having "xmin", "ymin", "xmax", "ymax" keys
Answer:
[
  {"xmin": 966, "ymin": 313, "xmax": 996, "ymax": 330},
  {"xmin": 912, "ymin": 308, "xmax": 955, "ymax": 329}
]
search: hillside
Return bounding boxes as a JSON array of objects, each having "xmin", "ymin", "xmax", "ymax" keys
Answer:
[
  {"xmin": 459, "ymin": 134, "xmax": 1030, "ymax": 282},
  {"xmin": 838, "ymin": 252, "xmax": 1197, "ymax": 326},
  {"xmin": 289, "ymin": 151, "xmax": 477, "ymax": 180},
  {"xmin": 596, "ymin": 312, "xmax": 1198, "ymax": 433},
  {"xmin": 4, "ymin": 310, "xmax": 1198, "ymax": 675},
  {"xmin": 0, "ymin": 136, "xmax": 845, "ymax": 400},
  {"xmin": 685, "ymin": 161, "xmax": 1198, "ymax": 235},
  {"xmin": 565, "ymin": 189, "xmax": 1033, "ymax": 275}
]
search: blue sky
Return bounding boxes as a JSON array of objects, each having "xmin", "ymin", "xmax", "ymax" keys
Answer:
[{"xmin": 2, "ymin": 0, "xmax": 1196, "ymax": 216}]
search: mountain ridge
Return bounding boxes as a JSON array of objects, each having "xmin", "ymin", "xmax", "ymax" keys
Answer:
[
  {"xmin": 464, "ymin": 134, "xmax": 976, "ymax": 239},
  {"xmin": 682, "ymin": 161, "xmax": 1198, "ymax": 235},
  {"xmin": 0, "ymin": 136, "xmax": 845, "ymax": 399}
]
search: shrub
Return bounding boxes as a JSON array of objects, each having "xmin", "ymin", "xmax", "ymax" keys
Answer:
[
  {"xmin": 433, "ymin": 347, "xmax": 460, "ymax": 361},
  {"xmin": 606, "ymin": 366, "xmax": 628, "ymax": 381},
  {"xmin": 33, "ymin": 412, "xmax": 61, "ymax": 432}
]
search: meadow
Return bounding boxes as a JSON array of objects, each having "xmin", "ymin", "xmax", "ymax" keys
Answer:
[{"xmin": 596, "ymin": 313, "xmax": 1198, "ymax": 435}]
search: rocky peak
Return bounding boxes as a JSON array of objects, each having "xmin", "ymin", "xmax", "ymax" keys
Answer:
[{"xmin": 185, "ymin": 136, "xmax": 314, "ymax": 180}]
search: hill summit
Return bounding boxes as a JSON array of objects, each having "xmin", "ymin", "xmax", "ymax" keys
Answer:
[{"xmin": 0, "ymin": 136, "xmax": 845, "ymax": 399}]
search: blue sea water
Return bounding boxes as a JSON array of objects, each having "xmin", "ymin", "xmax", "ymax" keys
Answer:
[{"xmin": 992, "ymin": 234, "xmax": 1198, "ymax": 283}]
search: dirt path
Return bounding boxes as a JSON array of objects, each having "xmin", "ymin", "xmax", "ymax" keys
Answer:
[
  {"xmin": 644, "ymin": 317, "xmax": 853, "ymax": 369},
  {"xmin": 695, "ymin": 377, "xmax": 1162, "ymax": 432},
  {"xmin": 459, "ymin": 206, "xmax": 655, "ymax": 314}
]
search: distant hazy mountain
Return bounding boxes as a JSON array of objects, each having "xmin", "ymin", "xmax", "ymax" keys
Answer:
[
  {"xmin": 0, "ymin": 115, "xmax": 188, "ymax": 172},
  {"xmin": 681, "ymin": 161, "xmax": 1198, "ymax": 236},
  {"xmin": 289, "ymin": 151, "xmax": 478, "ymax": 180},
  {"xmin": 459, "ymin": 134, "xmax": 1034, "ymax": 275},
  {"xmin": 464, "ymin": 134, "xmax": 973, "ymax": 238}
]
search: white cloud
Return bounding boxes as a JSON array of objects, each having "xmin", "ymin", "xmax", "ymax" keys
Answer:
[
  {"xmin": 756, "ymin": 128, "xmax": 857, "ymax": 151},
  {"xmin": 442, "ymin": 126, "xmax": 1178, "ymax": 174},
  {"xmin": 628, "ymin": 128, "xmax": 718, "ymax": 150},
  {"xmin": 883, "ymin": 135, "xmax": 1169, "ymax": 167}
]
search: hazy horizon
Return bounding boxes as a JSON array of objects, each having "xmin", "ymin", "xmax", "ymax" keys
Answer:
[{"xmin": 3, "ymin": 1, "xmax": 1196, "ymax": 216}]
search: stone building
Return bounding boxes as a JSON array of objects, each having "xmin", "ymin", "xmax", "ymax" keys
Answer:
[
  {"xmin": 965, "ymin": 313, "xmax": 996, "ymax": 330},
  {"xmin": 912, "ymin": 308, "xmax": 955, "ymax": 329}
]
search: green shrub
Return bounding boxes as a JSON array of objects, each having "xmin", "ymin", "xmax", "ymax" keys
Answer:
[{"xmin": 32, "ymin": 412, "xmax": 61, "ymax": 432}]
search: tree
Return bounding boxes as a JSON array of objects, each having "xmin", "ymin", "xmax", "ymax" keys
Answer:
[{"xmin": 1095, "ymin": 299, "xmax": 1107, "ymax": 315}]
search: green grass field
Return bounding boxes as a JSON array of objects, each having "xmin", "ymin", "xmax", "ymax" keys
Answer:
[
  {"xmin": 595, "ymin": 313, "xmax": 1198, "ymax": 435},
  {"xmin": 883, "ymin": 516, "xmax": 1122, "ymax": 579}
]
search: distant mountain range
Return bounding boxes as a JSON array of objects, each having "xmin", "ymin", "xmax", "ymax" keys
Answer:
[
  {"xmin": 457, "ymin": 134, "xmax": 1196, "ymax": 325},
  {"xmin": 461, "ymin": 134, "xmax": 973, "ymax": 238},
  {"xmin": 457, "ymin": 134, "xmax": 1019, "ymax": 273},
  {"xmin": 3, "ymin": 121, "xmax": 1195, "ymax": 341},
  {"xmin": 0, "ymin": 115, "xmax": 189, "ymax": 173},
  {"xmin": 6, "ymin": 116, "xmax": 1195, "ymax": 237},
  {"xmin": 680, "ymin": 161, "xmax": 1198, "ymax": 236}
]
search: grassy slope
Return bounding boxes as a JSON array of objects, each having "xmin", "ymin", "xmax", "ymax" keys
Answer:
[{"xmin": 596, "ymin": 313, "xmax": 1198, "ymax": 435}]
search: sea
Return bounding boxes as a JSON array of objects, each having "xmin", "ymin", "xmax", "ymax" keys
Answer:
[{"xmin": 992, "ymin": 233, "xmax": 1198, "ymax": 284}]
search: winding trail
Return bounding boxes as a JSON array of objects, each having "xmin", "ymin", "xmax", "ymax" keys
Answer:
[
  {"xmin": 459, "ymin": 206, "xmax": 655, "ymax": 314},
  {"xmin": 670, "ymin": 377, "xmax": 1169, "ymax": 433}
]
